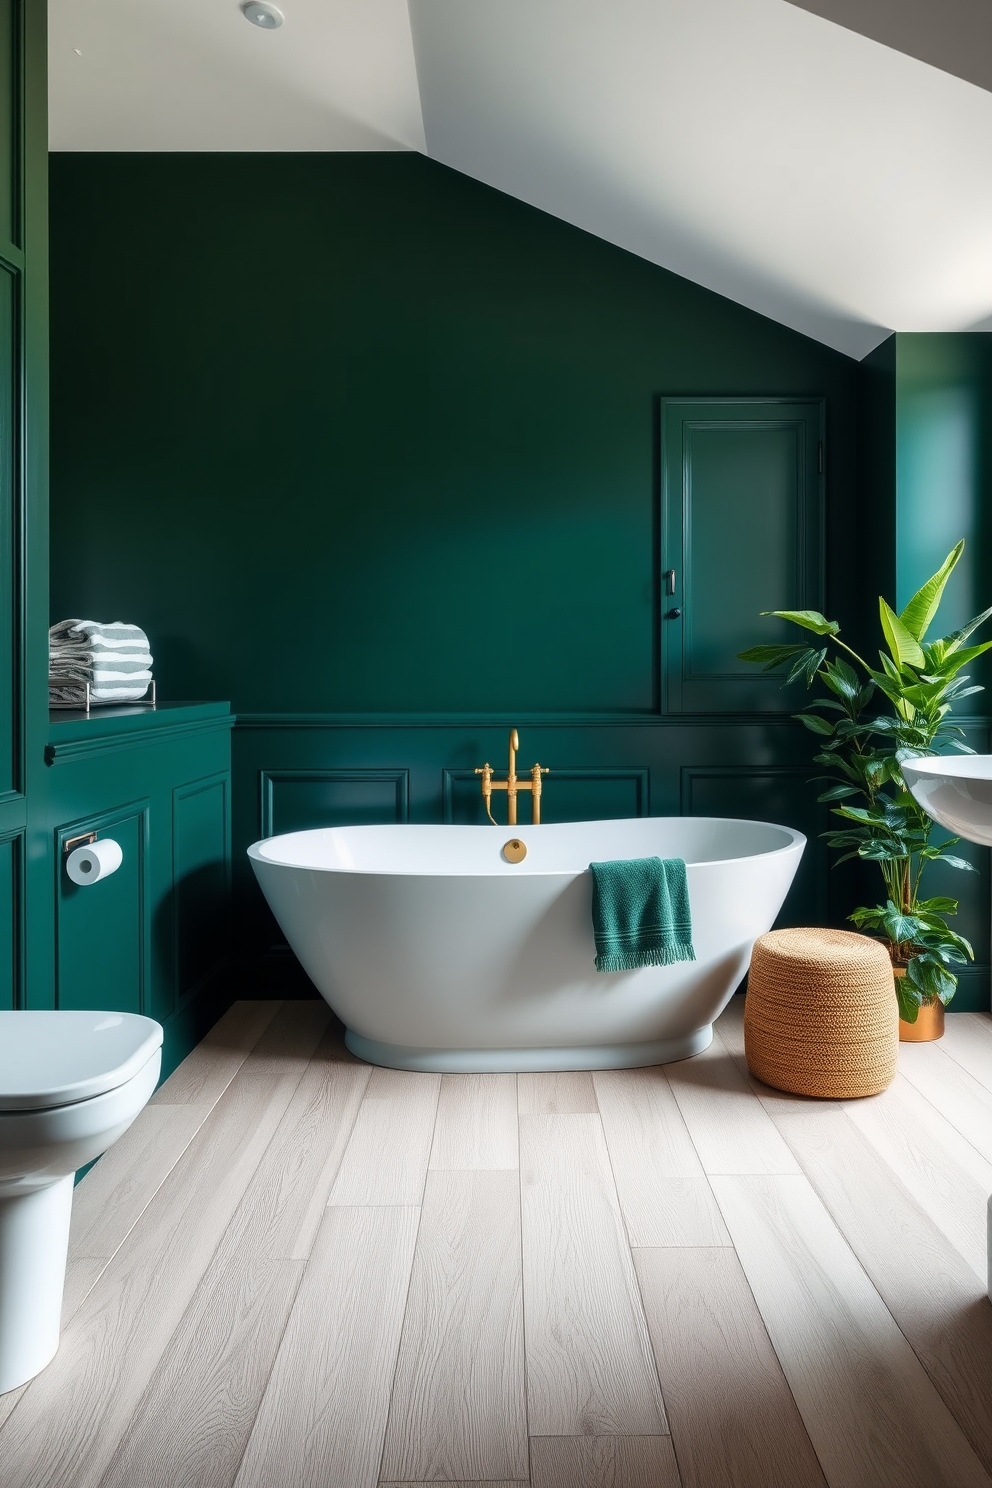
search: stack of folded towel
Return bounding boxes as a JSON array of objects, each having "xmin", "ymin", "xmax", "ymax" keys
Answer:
[{"xmin": 49, "ymin": 619, "xmax": 154, "ymax": 707}]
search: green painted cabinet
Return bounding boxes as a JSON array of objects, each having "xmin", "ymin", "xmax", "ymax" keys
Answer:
[
  {"xmin": 661, "ymin": 399, "xmax": 824, "ymax": 713},
  {"xmin": 43, "ymin": 703, "xmax": 233, "ymax": 1030}
]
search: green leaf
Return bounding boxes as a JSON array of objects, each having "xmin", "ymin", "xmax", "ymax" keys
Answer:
[
  {"xmin": 821, "ymin": 658, "xmax": 860, "ymax": 701},
  {"xmin": 895, "ymin": 975, "xmax": 923, "ymax": 1022},
  {"xmin": 761, "ymin": 609, "xmax": 839, "ymax": 636},
  {"xmin": 737, "ymin": 644, "xmax": 808, "ymax": 669},
  {"xmin": 898, "ymin": 541, "xmax": 964, "ymax": 641},
  {"xmin": 816, "ymin": 784, "xmax": 860, "ymax": 803},
  {"xmin": 879, "ymin": 598, "xmax": 925, "ymax": 670},
  {"xmin": 787, "ymin": 648, "xmax": 827, "ymax": 688},
  {"xmin": 915, "ymin": 896, "xmax": 959, "ymax": 915},
  {"xmin": 930, "ymin": 640, "xmax": 992, "ymax": 678},
  {"xmin": 937, "ymin": 602, "xmax": 992, "ymax": 657},
  {"xmin": 930, "ymin": 853, "xmax": 976, "ymax": 872},
  {"xmin": 795, "ymin": 712, "xmax": 835, "ymax": 735}
]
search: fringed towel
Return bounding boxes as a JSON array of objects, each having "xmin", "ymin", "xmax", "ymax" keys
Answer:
[{"xmin": 589, "ymin": 856, "xmax": 695, "ymax": 973}]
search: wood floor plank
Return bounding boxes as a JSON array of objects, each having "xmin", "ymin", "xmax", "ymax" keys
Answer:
[
  {"xmin": 896, "ymin": 1042, "xmax": 992, "ymax": 1163},
  {"xmin": 664, "ymin": 1039, "xmax": 801, "ymax": 1175},
  {"xmin": 69, "ymin": 1104, "xmax": 210, "ymax": 1260},
  {"xmin": 99, "ymin": 1257, "xmax": 303, "ymax": 1488},
  {"xmin": 594, "ymin": 1068, "xmax": 730, "ymax": 1245},
  {"xmin": 842, "ymin": 1073, "xmax": 992, "ymax": 1284},
  {"xmin": 0, "ymin": 1384, "xmax": 26, "ymax": 1430},
  {"xmin": 519, "ymin": 1114, "xmax": 668, "ymax": 1437},
  {"xmin": 773, "ymin": 1104, "xmax": 992, "ymax": 1475},
  {"xmin": 380, "ymin": 1482, "xmax": 525, "ymax": 1487},
  {"xmin": 60, "ymin": 1254, "xmax": 111, "ymax": 1327},
  {"xmin": 936, "ymin": 1012, "xmax": 992, "ymax": 1092},
  {"xmin": 241, "ymin": 999, "xmax": 332, "ymax": 1073},
  {"xmin": 150, "ymin": 1000, "xmax": 281, "ymax": 1106},
  {"xmin": 0, "ymin": 1070, "xmax": 304, "ymax": 1488},
  {"xmin": 530, "ymin": 1434, "xmax": 682, "ymax": 1488},
  {"xmin": 381, "ymin": 1170, "xmax": 527, "ymax": 1482},
  {"xmin": 234, "ymin": 1206, "xmax": 421, "ymax": 1488},
  {"xmin": 328, "ymin": 1068, "xmax": 441, "ymax": 1206},
  {"xmin": 250, "ymin": 1054, "xmax": 371, "ymax": 1260},
  {"xmin": 634, "ymin": 1246, "xmax": 827, "ymax": 1488},
  {"xmin": 518, "ymin": 1071, "xmax": 599, "ymax": 1114},
  {"xmin": 429, "ymin": 1073, "xmax": 519, "ymax": 1170},
  {"xmin": 712, "ymin": 1173, "xmax": 992, "ymax": 1488},
  {"xmin": 97, "ymin": 1034, "xmax": 379, "ymax": 1488}
]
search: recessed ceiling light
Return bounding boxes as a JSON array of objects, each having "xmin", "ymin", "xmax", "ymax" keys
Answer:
[{"xmin": 242, "ymin": 2, "xmax": 283, "ymax": 28}]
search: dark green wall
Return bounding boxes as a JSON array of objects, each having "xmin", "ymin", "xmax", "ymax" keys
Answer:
[
  {"xmin": 50, "ymin": 153, "xmax": 991, "ymax": 1010},
  {"xmin": 48, "ymin": 153, "xmax": 860, "ymax": 715}
]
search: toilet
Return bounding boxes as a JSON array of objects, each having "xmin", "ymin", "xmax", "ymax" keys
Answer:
[{"xmin": 0, "ymin": 1010, "xmax": 163, "ymax": 1393}]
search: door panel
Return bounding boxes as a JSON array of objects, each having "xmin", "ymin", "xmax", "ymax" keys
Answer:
[{"xmin": 662, "ymin": 399, "xmax": 824, "ymax": 713}]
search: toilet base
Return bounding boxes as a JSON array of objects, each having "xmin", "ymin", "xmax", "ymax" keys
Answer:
[{"xmin": 0, "ymin": 1175, "xmax": 74, "ymax": 1393}]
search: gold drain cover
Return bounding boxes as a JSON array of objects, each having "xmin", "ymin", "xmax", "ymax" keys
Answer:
[{"xmin": 503, "ymin": 838, "xmax": 527, "ymax": 864}]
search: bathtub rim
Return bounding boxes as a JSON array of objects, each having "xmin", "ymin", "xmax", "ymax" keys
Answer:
[{"xmin": 247, "ymin": 815, "xmax": 806, "ymax": 879}]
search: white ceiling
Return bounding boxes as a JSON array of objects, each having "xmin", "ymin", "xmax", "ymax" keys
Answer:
[{"xmin": 49, "ymin": 0, "xmax": 992, "ymax": 359}]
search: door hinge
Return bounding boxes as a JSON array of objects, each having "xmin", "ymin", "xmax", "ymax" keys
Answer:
[{"xmin": 818, "ymin": 440, "xmax": 824, "ymax": 474}]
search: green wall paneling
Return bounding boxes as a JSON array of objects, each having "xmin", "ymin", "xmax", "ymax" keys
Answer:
[
  {"xmin": 680, "ymin": 765, "xmax": 826, "ymax": 929},
  {"xmin": 661, "ymin": 398, "xmax": 824, "ymax": 714},
  {"xmin": 0, "ymin": 829, "xmax": 20, "ymax": 1007},
  {"xmin": 0, "ymin": 0, "xmax": 17, "ymax": 250},
  {"xmin": 0, "ymin": 260, "xmax": 14, "ymax": 797},
  {"xmin": 173, "ymin": 772, "xmax": 231, "ymax": 1006},
  {"xmin": 55, "ymin": 804, "xmax": 148, "ymax": 1014},
  {"xmin": 260, "ymin": 768, "xmax": 410, "ymax": 839},
  {"xmin": 2, "ymin": 0, "xmax": 49, "ymax": 1010}
]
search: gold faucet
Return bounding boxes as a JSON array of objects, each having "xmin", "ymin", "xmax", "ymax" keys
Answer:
[{"xmin": 475, "ymin": 729, "xmax": 549, "ymax": 826}]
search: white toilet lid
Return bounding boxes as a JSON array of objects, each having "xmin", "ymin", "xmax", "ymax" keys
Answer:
[{"xmin": 0, "ymin": 1011, "xmax": 163, "ymax": 1110}]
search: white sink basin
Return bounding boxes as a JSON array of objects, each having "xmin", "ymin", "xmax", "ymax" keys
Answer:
[{"xmin": 901, "ymin": 755, "xmax": 992, "ymax": 846}]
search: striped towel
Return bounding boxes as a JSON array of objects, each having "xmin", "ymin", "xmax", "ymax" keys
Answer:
[{"xmin": 49, "ymin": 619, "xmax": 154, "ymax": 705}]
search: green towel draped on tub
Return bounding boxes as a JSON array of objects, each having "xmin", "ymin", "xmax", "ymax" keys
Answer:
[{"xmin": 589, "ymin": 856, "xmax": 695, "ymax": 973}]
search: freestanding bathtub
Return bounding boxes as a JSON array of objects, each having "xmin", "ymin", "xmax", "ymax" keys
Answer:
[{"xmin": 248, "ymin": 816, "xmax": 805, "ymax": 1072}]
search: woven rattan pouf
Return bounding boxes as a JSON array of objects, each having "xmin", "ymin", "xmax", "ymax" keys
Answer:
[{"xmin": 744, "ymin": 927, "xmax": 898, "ymax": 1099}]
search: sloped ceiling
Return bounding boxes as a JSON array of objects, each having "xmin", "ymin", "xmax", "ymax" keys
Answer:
[{"xmin": 48, "ymin": 0, "xmax": 992, "ymax": 359}]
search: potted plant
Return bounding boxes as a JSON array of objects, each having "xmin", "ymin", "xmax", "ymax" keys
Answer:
[{"xmin": 740, "ymin": 540, "xmax": 992, "ymax": 1038}]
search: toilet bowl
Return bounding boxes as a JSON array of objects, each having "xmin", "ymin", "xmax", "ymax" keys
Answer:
[{"xmin": 0, "ymin": 1011, "xmax": 163, "ymax": 1393}]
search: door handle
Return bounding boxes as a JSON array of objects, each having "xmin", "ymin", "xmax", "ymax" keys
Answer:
[
  {"xmin": 666, "ymin": 608, "xmax": 682, "ymax": 619},
  {"xmin": 663, "ymin": 569, "xmax": 677, "ymax": 596}
]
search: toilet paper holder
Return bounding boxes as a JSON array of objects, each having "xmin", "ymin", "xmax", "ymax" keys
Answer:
[{"xmin": 63, "ymin": 831, "xmax": 97, "ymax": 858}]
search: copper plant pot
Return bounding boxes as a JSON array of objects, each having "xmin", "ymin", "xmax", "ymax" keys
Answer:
[{"xmin": 893, "ymin": 965, "xmax": 945, "ymax": 1042}]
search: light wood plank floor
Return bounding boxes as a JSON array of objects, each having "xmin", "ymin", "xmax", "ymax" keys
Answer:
[{"xmin": 2, "ymin": 998, "xmax": 991, "ymax": 1488}]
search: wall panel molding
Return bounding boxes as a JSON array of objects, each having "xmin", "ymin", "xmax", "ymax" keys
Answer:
[
  {"xmin": 173, "ymin": 771, "xmax": 231, "ymax": 1010},
  {"xmin": 54, "ymin": 799, "xmax": 151, "ymax": 1013},
  {"xmin": 0, "ymin": 827, "xmax": 23, "ymax": 1009},
  {"xmin": 259, "ymin": 767, "xmax": 410, "ymax": 839}
]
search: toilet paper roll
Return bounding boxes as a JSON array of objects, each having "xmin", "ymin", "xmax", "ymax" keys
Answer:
[{"xmin": 66, "ymin": 838, "xmax": 123, "ymax": 886}]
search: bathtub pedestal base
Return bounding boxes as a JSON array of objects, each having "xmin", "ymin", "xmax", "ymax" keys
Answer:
[{"xmin": 344, "ymin": 1024, "xmax": 713, "ymax": 1073}]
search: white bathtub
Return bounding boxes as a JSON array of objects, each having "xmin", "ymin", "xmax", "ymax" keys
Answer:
[{"xmin": 248, "ymin": 816, "xmax": 805, "ymax": 1072}]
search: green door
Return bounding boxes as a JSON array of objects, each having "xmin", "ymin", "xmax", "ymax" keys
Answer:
[{"xmin": 661, "ymin": 398, "xmax": 824, "ymax": 714}]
